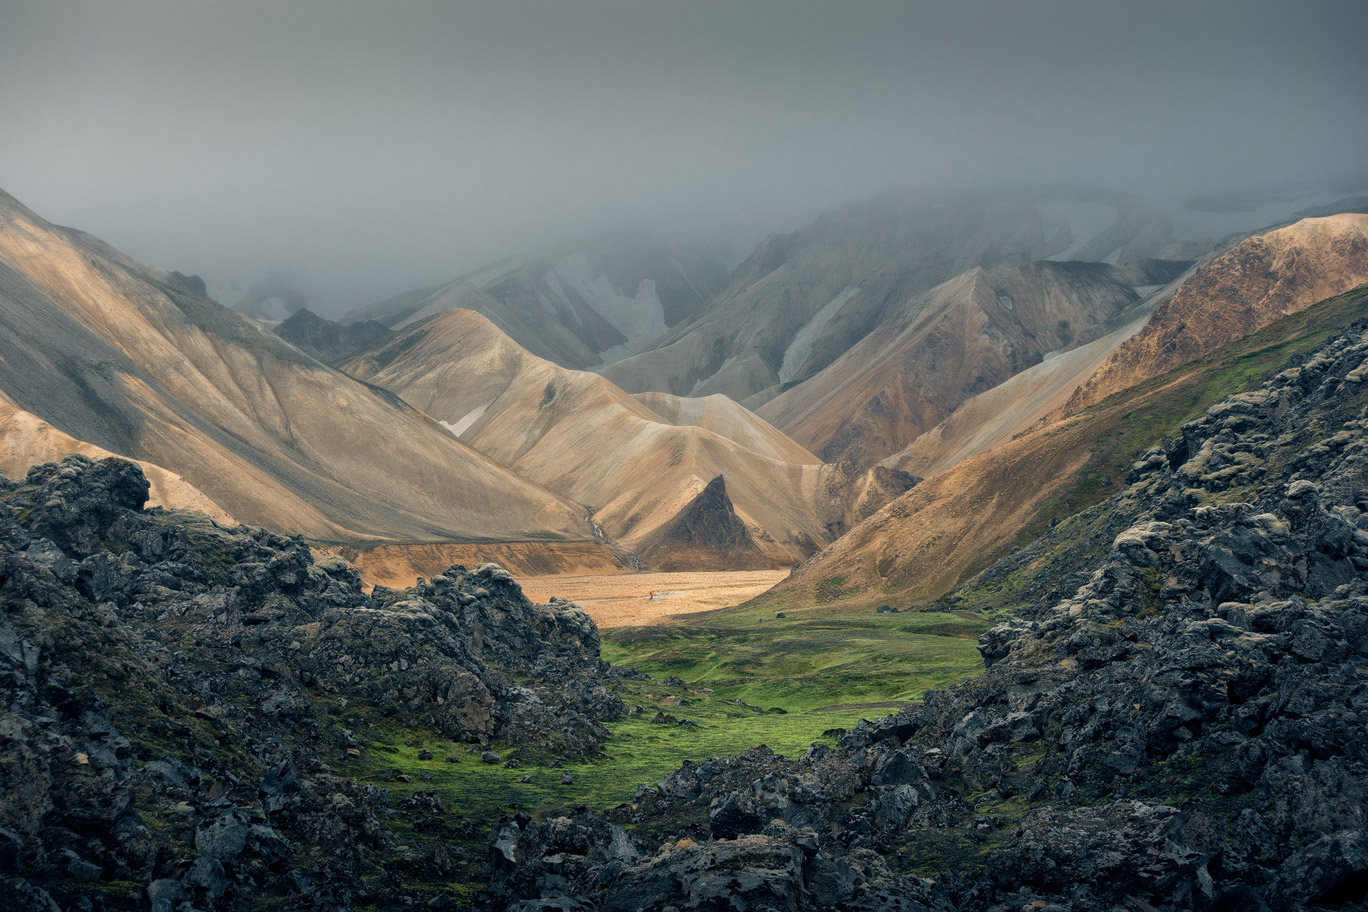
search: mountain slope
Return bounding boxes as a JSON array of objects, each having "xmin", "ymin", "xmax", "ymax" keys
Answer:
[
  {"xmin": 0, "ymin": 188, "xmax": 592, "ymax": 543},
  {"xmin": 1065, "ymin": 213, "xmax": 1368, "ymax": 411},
  {"xmin": 755, "ymin": 284, "xmax": 1368, "ymax": 611},
  {"xmin": 346, "ymin": 232, "xmax": 732, "ymax": 370},
  {"xmin": 342, "ymin": 309, "xmax": 914, "ymax": 566},
  {"xmin": 0, "ymin": 397, "xmax": 235, "ymax": 524},
  {"xmin": 600, "ymin": 189, "xmax": 1185, "ymax": 407},
  {"xmin": 757, "ymin": 258, "xmax": 1186, "ymax": 464}
]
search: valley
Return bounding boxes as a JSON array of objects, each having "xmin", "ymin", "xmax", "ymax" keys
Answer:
[{"xmin": 1, "ymin": 182, "xmax": 1366, "ymax": 911}]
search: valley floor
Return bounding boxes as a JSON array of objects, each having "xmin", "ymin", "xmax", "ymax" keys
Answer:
[{"xmin": 520, "ymin": 568, "xmax": 789, "ymax": 627}]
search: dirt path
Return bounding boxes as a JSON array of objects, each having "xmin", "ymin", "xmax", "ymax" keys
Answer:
[{"xmin": 520, "ymin": 569, "xmax": 789, "ymax": 628}]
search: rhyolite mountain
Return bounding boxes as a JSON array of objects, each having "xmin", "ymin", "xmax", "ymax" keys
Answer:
[
  {"xmin": 768, "ymin": 215, "xmax": 1368, "ymax": 608},
  {"xmin": 341, "ymin": 308, "xmax": 915, "ymax": 568},
  {"xmin": 756, "ymin": 257, "xmax": 1190, "ymax": 465},
  {"xmin": 344, "ymin": 230, "xmax": 732, "ymax": 370},
  {"xmin": 1065, "ymin": 213, "xmax": 1368, "ymax": 412},
  {"xmin": 0, "ymin": 188, "xmax": 594, "ymax": 545},
  {"xmin": 6, "ymin": 314, "xmax": 1368, "ymax": 910}
]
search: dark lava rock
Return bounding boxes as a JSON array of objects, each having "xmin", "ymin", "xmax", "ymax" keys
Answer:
[{"xmin": 0, "ymin": 453, "xmax": 621, "ymax": 910}]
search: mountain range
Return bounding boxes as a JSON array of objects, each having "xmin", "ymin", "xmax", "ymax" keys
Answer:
[
  {"xmin": 1, "ymin": 178, "xmax": 1367, "ymax": 911},
  {"xmin": 1, "ymin": 185, "xmax": 1365, "ymax": 586}
]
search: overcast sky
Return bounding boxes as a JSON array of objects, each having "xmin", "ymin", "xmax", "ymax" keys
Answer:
[{"xmin": 2, "ymin": 0, "xmax": 1365, "ymax": 314}]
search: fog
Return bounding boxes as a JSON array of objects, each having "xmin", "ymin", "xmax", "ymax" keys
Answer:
[{"xmin": 2, "ymin": 0, "xmax": 1365, "ymax": 315}]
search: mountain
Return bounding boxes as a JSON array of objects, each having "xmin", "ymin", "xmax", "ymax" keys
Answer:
[
  {"xmin": 760, "ymin": 280, "xmax": 1368, "ymax": 611},
  {"xmin": 755, "ymin": 213, "xmax": 1368, "ymax": 607},
  {"xmin": 341, "ymin": 309, "xmax": 915, "ymax": 567},
  {"xmin": 600, "ymin": 189, "xmax": 1187, "ymax": 407},
  {"xmin": 634, "ymin": 475, "xmax": 773, "ymax": 572},
  {"xmin": 272, "ymin": 307, "xmax": 391, "ymax": 363},
  {"xmin": 345, "ymin": 231, "xmax": 732, "ymax": 370},
  {"xmin": 1065, "ymin": 213, "xmax": 1368, "ymax": 411},
  {"xmin": 755, "ymin": 258, "xmax": 1189, "ymax": 464},
  {"xmin": 0, "ymin": 188, "xmax": 592, "ymax": 543}
]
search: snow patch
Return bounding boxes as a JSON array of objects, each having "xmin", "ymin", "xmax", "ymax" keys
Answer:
[
  {"xmin": 441, "ymin": 400, "xmax": 493, "ymax": 438},
  {"xmin": 778, "ymin": 286, "xmax": 859, "ymax": 384},
  {"xmin": 1041, "ymin": 202, "xmax": 1120, "ymax": 261}
]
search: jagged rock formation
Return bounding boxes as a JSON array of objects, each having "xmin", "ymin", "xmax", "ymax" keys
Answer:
[
  {"xmin": 634, "ymin": 476, "xmax": 771, "ymax": 571},
  {"xmin": 345, "ymin": 232, "xmax": 732, "ymax": 370},
  {"xmin": 1066, "ymin": 213, "xmax": 1368, "ymax": 412},
  {"xmin": 479, "ymin": 319, "xmax": 1368, "ymax": 912},
  {"xmin": 0, "ymin": 455, "xmax": 620, "ymax": 910},
  {"xmin": 272, "ymin": 308, "xmax": 391, "ymax": 364},
  {"xmin": 0, "ymin": 187, "xmax": 592, "ymax": 543}
]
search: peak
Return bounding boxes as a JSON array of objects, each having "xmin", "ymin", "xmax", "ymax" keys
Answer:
[{"xmin": 280, "ymin": 306, "xmax": 323, "ymax": 326}]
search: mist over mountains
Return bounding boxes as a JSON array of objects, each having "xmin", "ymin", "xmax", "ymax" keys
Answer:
[{"xmin": 2, "ymin": 0, "xmax": 1365, "ymax": 315}]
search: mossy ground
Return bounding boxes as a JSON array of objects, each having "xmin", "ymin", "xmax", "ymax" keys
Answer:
[{"xmin": 329, "ymin": 606, "xmax": 989, "ymax": 831}]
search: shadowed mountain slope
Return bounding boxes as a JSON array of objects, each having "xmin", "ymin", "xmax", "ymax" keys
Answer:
[
  {"xmin": 0, "ymin": 188, "xmax": 592, "ymax": 543},
  {"xmin": 272, "ymin": 307, "xmax": 391, "ymax": 363}
]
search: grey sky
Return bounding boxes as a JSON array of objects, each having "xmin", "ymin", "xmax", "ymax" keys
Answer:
[{"xmin": 2, "ymin": 0, "xmax": 1365, "ymax": 314}]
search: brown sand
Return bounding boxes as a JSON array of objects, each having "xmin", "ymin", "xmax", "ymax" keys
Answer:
[{"xmin": 519, "ymin": 569, "xmax": 789, "ymax": 628}]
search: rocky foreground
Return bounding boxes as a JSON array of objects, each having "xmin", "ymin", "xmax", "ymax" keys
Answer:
[
  {"xmin": 485, "ymin": 323, "xmax": 1368, "ymax": 910},
  {"xmin": 4, "ymin": 322, "xmax": 1368, "ymax": 911},
  {"xmin": 0, "ymin": 455, "xmax": 620, "ymax": 910}
]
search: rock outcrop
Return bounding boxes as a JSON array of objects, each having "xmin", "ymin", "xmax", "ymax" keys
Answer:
[
  {"xmin": 0, "ymin": 455, "xmax": 620, "ymax": 910},
  {"xmin": 634, "ymin": 476, "xmax": 772, "ymax": 572},
  {"xmin": 272, "ymin": 307, "xmax": 391, "ymax": 364},
  {"xmin": 482, "ymin": 320, "xmax": 1368, "ymax": 911}
]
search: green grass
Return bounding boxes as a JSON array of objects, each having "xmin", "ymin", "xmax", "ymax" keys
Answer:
[
  {"xmin": 328, "ymin": 606, "xmax": 990, "ymax": 828},
  {"xmin": 604, "ymin": 608, "xmax": 989, "ymax": 711}
]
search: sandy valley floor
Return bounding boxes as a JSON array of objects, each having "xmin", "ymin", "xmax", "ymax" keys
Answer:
[{"xmin": 519, "ymin": 569, "xmax": 789, "ymax": 628}]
